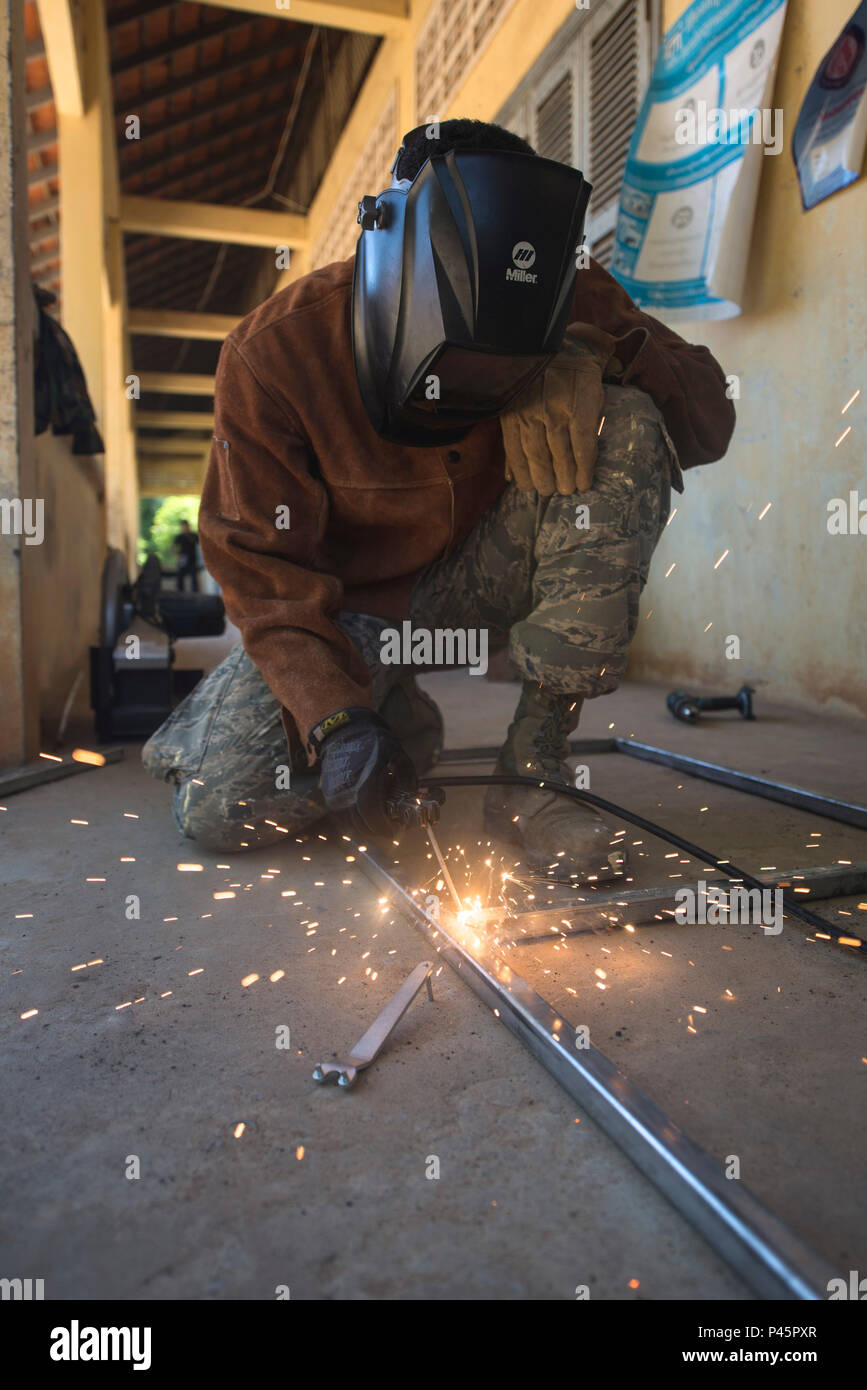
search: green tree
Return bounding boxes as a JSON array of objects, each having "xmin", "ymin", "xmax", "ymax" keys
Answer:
[{"xmin": 137, "ymin": 497, "xmax": 160, "ymax": 566}]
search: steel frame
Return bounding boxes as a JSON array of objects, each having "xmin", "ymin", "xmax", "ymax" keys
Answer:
[
  {"xmin": 356, "ymin": 735, "xmax": 866, "ymax": 1296},
  {"xmin": 436, "ymin": 737, "xmax": 867, "ymax": 831},
  {"xmin": 358, "ymin": 845, "xmax": 836, "ymax": 1301}
]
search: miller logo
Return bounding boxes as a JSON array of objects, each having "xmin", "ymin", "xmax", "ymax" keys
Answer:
[{"xmin": 507, "ymin": 241, "xmax": 538, "ymax": 284}]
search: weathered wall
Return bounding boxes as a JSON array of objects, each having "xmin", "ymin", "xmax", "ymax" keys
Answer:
[
  {"xmin": 0, "ymin": 0, "xmax": 40, "ymax": 764},
  {"xmin": 626, "ymin": 0, "xmax": 867, "ymax": 716},
  {"xmin": 30, "ymin": 431, "xmax": 104, "ymax": 730}
]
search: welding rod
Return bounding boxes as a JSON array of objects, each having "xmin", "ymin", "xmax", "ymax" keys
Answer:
[{"xmin": 426, "ymin": 822, "xmax": 463, "ymax": 913}]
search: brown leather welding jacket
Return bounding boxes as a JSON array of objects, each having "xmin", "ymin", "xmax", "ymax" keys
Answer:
[{"xmin": 197, "ymin": 254, "xmax": 736, "ymax": 768}]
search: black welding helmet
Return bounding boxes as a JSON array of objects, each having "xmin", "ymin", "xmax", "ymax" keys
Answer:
[{"xmin": 352, "ymin": 146, "xmax": 591, "ymax": 446}]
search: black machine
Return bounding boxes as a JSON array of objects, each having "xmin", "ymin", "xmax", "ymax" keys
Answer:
[
  {"xmin": 352, "ymin": 147, "xmax": 592, "ymax": 446},
  {"xmin": 90, "ymin": 548, "xmax": 225, "ymax": 741}
]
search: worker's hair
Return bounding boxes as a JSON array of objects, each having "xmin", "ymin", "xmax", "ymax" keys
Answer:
[{"xmin": 393, "ymin": 118, "xmax": 536, "ymax": 183}]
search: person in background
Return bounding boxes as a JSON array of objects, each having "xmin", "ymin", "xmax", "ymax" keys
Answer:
[{"xmin": 173, "ymin": 519, "xmax": 200, "ymax": 593}]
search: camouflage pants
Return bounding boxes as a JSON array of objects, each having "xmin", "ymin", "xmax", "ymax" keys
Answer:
[{"xmin": 143, "ymin": 385, "xmax": 680, "ymax": 850}]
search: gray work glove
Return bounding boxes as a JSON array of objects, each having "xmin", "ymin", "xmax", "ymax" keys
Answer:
[{"xmin": 311, "ymin": 707, "xmax": 416, "ymax": 839}]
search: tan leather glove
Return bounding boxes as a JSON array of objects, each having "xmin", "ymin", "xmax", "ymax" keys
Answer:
[{"xmin": 500, "ymin": 322, "xmax": 619, "ymax": 495}]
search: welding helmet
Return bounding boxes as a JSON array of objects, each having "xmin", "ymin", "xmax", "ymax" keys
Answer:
[{"xmin": 351, "ymin": 144, "xmax": 591, "ymax": 446}]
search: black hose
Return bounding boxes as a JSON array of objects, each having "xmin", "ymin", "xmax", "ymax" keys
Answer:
[{"xmin": 430, "ymin": 773, "xmax": 865, "ymax": 955}]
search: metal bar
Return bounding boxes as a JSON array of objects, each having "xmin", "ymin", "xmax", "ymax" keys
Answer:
[
  {"xmin": 0, "ymin": 747, "xmax": 125, "ymax": 796},
  {"xmin": 436, "ymin": 738, "xmax": 617, "ymax": 764},
  {"xmin": 358, "ymin": 846, "xmax": 835, "ymax": 1300},
  {"xmin": 489, "ymin": 861, "xmax": 867, "ymax": 940},
  {"xmin": 426, "ymin": 822, "xmax": 462, "ymax": 912},
  {"xmin": 435, "ymin": 774, "xmax": 865, "ymax": 953},
  {"xmin": 437, "ymin": 738, "xmax": 867, "ymax": 830},
  {"xmin": 614, "ymin": 739, "xmax": 867, "ymax": 830}
]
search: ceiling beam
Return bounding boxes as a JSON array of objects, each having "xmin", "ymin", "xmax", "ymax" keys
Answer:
[
  {"xmin": 30, "ymin": 246, "xmax": 61, "ymax": 273},
  {"xmin": 130, "ymin": 140, "xmax": 284, "ymax": 206},
  {"xmin": 28, "ymin": 158, "xmax": 58, "ymax": 186},
  {"xmin": 129, "ymin": 308, "xmax": 241, "ymax": 339},
  {"xmin": 35, "ymin": 0, "xmax": 86, "ymax": 115},
  {"xmin": 122, "ymin": 104, "xmax": 285, "ymax": 185},
  {"xmin": 27, "ymin": 126, "xmax": 58, "ymax": 153},
  {"xmin": 28, "ymin": 193, "xmax": 60, "ymax": 220},
  {"xmin": 127, "ymin": 255, "xmax": 230, "ymax": 306},
  {"xmin": 29, "ymin": 222, "xmax": 60, "ymax": 248},
  {"xmin": 26, "ymin": 83, "xmax": 55, "ymax": 112},
  {"xmin": 138, "ymin": 456, "xmax": 208, "ymax": 498},
  {"xmin": 112, "ymin": 37, "xmax": 300, "ymax": 117},
  {"xmin": 137, "ymin": 435, "xmax": 211, "ymax": 456},
  {"xmin": 113, "ymin": 65, "xmax": 298, "ymax": 150},
  {"xmin": 203, "ymin": 0, "xmax": 409, "ymax": 38},
  {"xmin": 136, "ymin": 410, "xmax": 215, "ymax": 430},
  {"xmin": 112, "ymin": 12, "xmax": 256, "ymax": 77},
  {"xmin": 120, "ymin": 194, "xmax": 308, "ymax": 249},
  {"xmin": 109, "ymin": 0, "xmax": 177, "ymax": 29},
  {"xmin": 140, "ymin": 372, "xmax": 215, "ymax": 396}
]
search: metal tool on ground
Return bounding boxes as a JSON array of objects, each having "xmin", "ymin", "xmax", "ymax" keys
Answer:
[
  {"xmin": 667, "ymin": 683, "xmax": 755, "ymax": 723},
  {"xmin": 312, "ymin": 960, "xmax": 434, "ymax": 1089}
]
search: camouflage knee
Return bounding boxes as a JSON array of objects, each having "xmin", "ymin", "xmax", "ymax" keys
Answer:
[
  {"xmin": 508, "ymin": 385, "xmax": 678, "ymax": 695},
  {"xmin": 171, "ymin": 769, "xmax": 326, "ymax": 852}
]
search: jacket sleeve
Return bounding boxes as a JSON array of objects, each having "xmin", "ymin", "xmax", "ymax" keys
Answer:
[
  {"xmin": 573, "ymin": 258, "xmax": 736, "ymax": 470},
  {"xmin": 198, "ymin": 339, "xmax": 373, "ymax": 761}
]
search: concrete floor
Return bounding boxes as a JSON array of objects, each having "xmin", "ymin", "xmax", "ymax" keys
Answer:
[{"xmin": 1, "ymin": 669, "xmax": 864, "ymax": 1300}]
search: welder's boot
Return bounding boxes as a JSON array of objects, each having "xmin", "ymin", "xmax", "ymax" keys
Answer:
[
  {"xmin": 378, "ymin": 673, "xmax": 444, "ymax": 776},
  {"xmin": 483, "ymin": 683, "xmax": 627, "ymax": 883}
]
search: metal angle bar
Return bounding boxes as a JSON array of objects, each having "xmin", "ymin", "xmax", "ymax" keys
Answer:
[
  {"xmin": 437, "ymin": 738, "xmax": 617, "ymax": 764},
  {"xmin": 614, "ymin": 739, "xmax": 867, "ymax": 830},
  {"xmin": 489, "ymin": 861, "xmax": 867, "ymax": 940},
  {"xmin": 358, "ymin": 845, "xmax": 836, "ymax": 1300},
  {"xmin": 0, "ymin": 747, "xmax": 125, "ymax": 796}
]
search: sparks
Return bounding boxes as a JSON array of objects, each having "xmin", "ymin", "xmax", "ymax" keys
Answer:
[{"xmin": 72, "ymin": 748, "xmax": 106, "ymax": 766}]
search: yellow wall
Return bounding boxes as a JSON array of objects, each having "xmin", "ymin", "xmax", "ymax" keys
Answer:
[
  {"xmin": 626, "ymin": 0, "xmax": 867, "ymax": 715},
  {"xmin": 31, "ymin": 431, "xmax": 105, "ymax": 730},
  {"xmin": 284, "ymin": 0, "xmax": 864, "ymax": 716}
]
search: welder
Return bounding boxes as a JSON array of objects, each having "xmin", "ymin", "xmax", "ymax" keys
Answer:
[{"xmin": 143, "ymin": 118, "xmax": 735, "ymax": 883}]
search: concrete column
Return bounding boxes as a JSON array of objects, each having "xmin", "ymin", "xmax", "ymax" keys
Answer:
[{"xmin": 0, "ymin": 0, "xmax": 41, "ymax": 764}]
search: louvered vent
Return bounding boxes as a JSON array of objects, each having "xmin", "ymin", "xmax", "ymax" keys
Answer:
[
  {"xmin": 416, "ymin": 0, "xmax": 518, "ymax": 122},
  {"xmin": 535, "ymin": 73, "xmax": 573, "ymax": 165},
  {"xmin": 588, "ymin": 0, "xmax": 639, "ymax": 212},
  {"xmin": 590, "ymin": 227, "xmax": 616, "ymax": 268},
  {"xmin": 312, "ymin": 88, "xmax": 398, "ymax": 269}
]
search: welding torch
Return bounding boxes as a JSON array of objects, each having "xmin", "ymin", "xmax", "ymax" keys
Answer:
[{"xmin": 386, "ymin": 786, "xmax": 463, "ymax": 912}]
